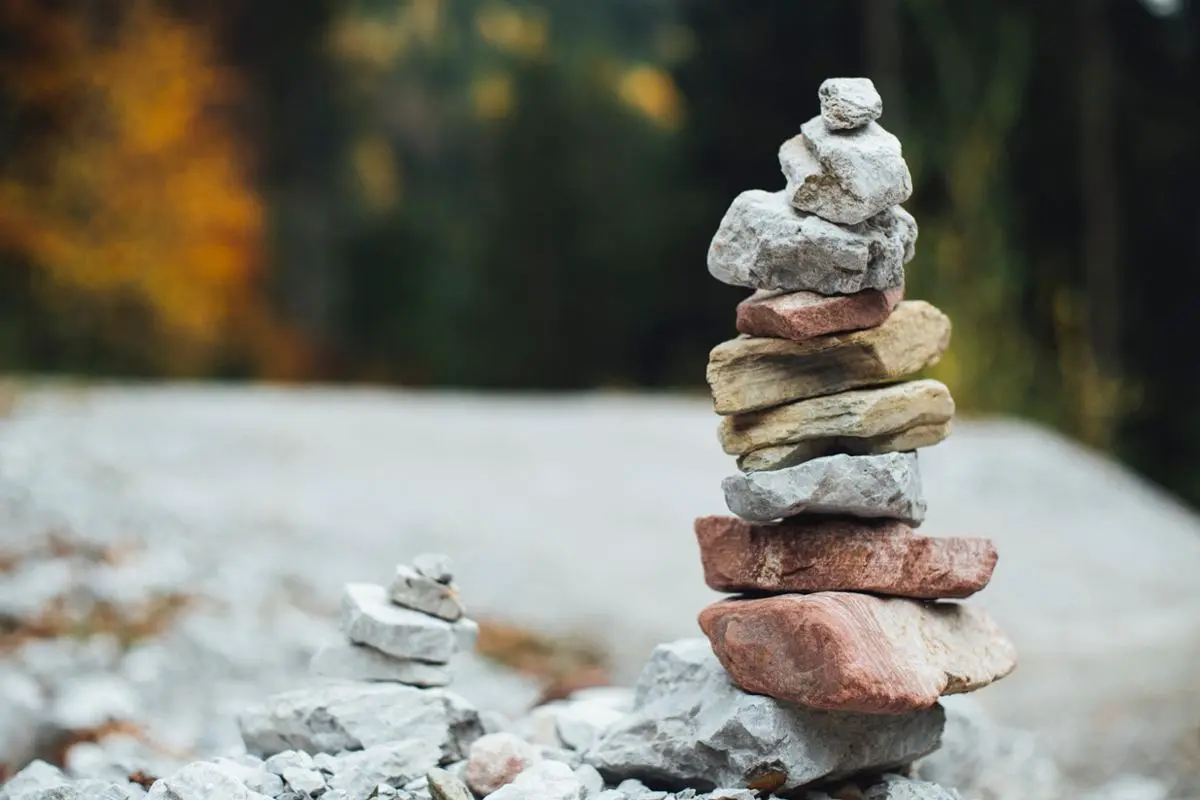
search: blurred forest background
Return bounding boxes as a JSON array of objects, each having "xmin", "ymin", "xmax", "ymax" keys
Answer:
[{"xmin": 0, "ymin": 0, "xmax": 1197, "ymax": 505}]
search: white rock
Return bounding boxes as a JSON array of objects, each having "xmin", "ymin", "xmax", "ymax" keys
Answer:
[
  {"xmin": 264, "ymin": 749, "xmax": 315, "ymax": 775},
  {"xmin": 342, "ymin": 583, "xmax": 474, "ymax": 664},
  {"xmin": 389, "ymin": 565, "xmax": 464, "ymax": 622},
  {"xmin": 207, "ymin": 756, "xmax": 284, "ymax": 797},
  {"xmin": 145, "ymin": 761, "xmax": 274, "ymax": 800},
  {"xmin": 412, "ymin": 554, "xmax": 454, "ymax": 585},
  {"xmin": 707, "ymin": 190, "xmax": 913, "ymax": 294},
  {"xmin": 573, "ymin": 764, "xmax": 604, "ymax": 796},
  {"xmin": 537, "ymin": 747, "xmax": 582, "ymax": 769},
  {"xmin": 566, "ymin": 687, "xmax": 634, "ymax": 714},
  {"xmin": 281, "ymin": 765, "xmax": 326, "ymax": 796},
  {"xmin": 722, "ymin": 450, "xmax": 926, "ymax": 523},
  {"xmin": 818, "ymin": 77, "xmax": 883, "ymax": 130},
  {"xmin": 0, "ymin": 667, "xmax": 46, "ymax": 776},
  {"xmin": 311, "ymin": 643, "xmax": 452, "ymax": 687},
  {"xmin": 781, "ymin": 119, "xmax": 912, "ymax": 225},
  {"xmin": 50, "ymin": 673, "xmax": 140, "ymax": 732},
  {"xmin": 864, "ymin": 774, "xmax": 961, "ymax": 799},
  {"xmin": 237, "ymin": 682, "xmax": 482, "ymax": 759},
  {"xmin": 584, "ymin": 639, "xmax": 944, "ymax": 793},
  {"xmin": 487, "ymin": 760, "xmax": 585, "ymax": 800},
  {"xmin": 324, "ymin": 740, "xmax": 442, "ymax": 798},
  {"xmin": 552, "ymin": 702, "xmax": 625, "ymax": 752},
  {"xmin": 465, "ymin": 732, "xmax": 542, "ymax": 796},
  {"xmin": 0, "ymin": 760, "xmax": 69, "ymax": 799}
]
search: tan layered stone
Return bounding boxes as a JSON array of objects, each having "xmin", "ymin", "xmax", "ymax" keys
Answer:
[
  {"xmin": 718, "ymin": 380, "xmax": 953, "ymax": 468},
  {"xmin": 738, "ymin": 422, "xmax": 950, "ymax": 471},
  {"xmin": 735, "ymin": 286, "xmax": 903, "ymax": 341},
  {"xmin": 706, "ymin": 301, "xmax": 951, "ymax": 415},
  {"xmin": 694, "ymin": 515, "xmax": 996, "ymax": 598},
  {"xmin": 699, "ymin": 593, "xmax": 1017, "ymax": 714}
]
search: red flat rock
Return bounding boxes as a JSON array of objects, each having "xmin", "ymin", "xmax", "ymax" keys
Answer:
[
  {"xmin": 699, "ymin": 592, "xmax": 1017, "ymax": 714},
  {"xmin": 695, "ymin": 515, "xmax": 996, "ymax": 599},
  {"xmin": 735, "ymin": 287, "xmax": 903, "ymax": 341}
]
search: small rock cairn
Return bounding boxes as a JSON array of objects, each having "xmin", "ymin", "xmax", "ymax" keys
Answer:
[
  {"xmin": 310, "ymin": 553, "xmax": 478, "ymax": 688},
  {"xmin": 701, "ymin": 79, "xmax": 1017, "ymax": 735}
]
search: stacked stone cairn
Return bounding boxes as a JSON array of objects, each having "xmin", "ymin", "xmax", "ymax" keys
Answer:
[
  {"xmin": 309, "ymin": 553, "xmax": 478, "ymax": 688},
  {"xmin": 700, "ymin": 76, "xmax": 1017, "ymax": 740}
]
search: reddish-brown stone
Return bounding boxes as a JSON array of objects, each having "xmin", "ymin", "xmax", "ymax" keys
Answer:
[
  {"xmin": 695, "ymin": 515, "xmax": 996, "ymax": 599},
  {"xmin": 735, "ymin": 286, "xmax": 903, "ymax": 341},
  {"xmin": 698, "ymin": 593, "xmax": 1017, "ymax": 714}
]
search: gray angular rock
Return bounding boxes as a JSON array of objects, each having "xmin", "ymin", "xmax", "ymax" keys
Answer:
[
  {"xmin": 705, "ymin": 791, "xmax": 755, "ymax": 800},
  {"xmin": 782, "ymin": 119, "xmax": 912, "ymax": 225},
  {"xmin": 208, "ymin": 757, "xmax": 284, "ymax": 797},
  {"xmin": 818, "ymin": 78, "xmax": 883, "ymax": 130},
  {"xmin": 341, "ymin": 583, "xmax": 476, "ymax": 664},
  {"xmin": 413, "ymin": 554, "xmax": 454, "ymax": 585},
  {"xmin": 706, "ymin": 190, "xmax": 913, "ymax": 294},
  {"xmin": 324, "ymin": 740, "xmax": 442, "ymax": 799},
  {"xmin": 237, "ymin": 682, "xmax": 483, "ymax": 760},
  {"xmin": 722, "ymin": 451, "xmax": 926, "ymax": 524},
  {"xmin": 865, "ymin": 774, "xmax": 961, "ymax": 800},
  {"xmin": 145, "ymin": 762, "xmax": 274, "ymax": 800},
  {"xmin": 389, "ymin": 565, "xmax": 464, "ymax": 622},
  {"xmin": 264, "ymin": 750, "xmax": 315, "ymax": 775},
  {"xmin": 281, "ymin": 765, "xmax": 326, "ymax": 796},
  {"xmin": 487, "ymin": 760, "xmax": 585, "ymax": 800},
  {"xmin": 584, "ymin": 639, "xmax": 944, "ymax": 793},
  {"xmin": 310, "ymin": 643, "xmax": 452, "ymax": 687},
  {"xmin": 465, "ymin": 733, "xmax": 541, "ymax": 796},
  {"xmin": 7, "ymin": 780, "xmax": 144, "ymax": 800},
  {"xmin": 427, "ymin": 768, "xmax": 473, "ymax": 800},
  {"xmin": 0, "ymin": 761, "xmax": 69, "ymax": 800},
  {"xmin": 573, "ymin": 764, "xmax": 604, "ymax": 796}
]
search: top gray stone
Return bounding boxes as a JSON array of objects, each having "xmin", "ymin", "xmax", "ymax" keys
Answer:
[
  {"xmin": 584, "ymin": 638, "xmax": 944, "ymax": 794},
  {"xmin": 819, "ymin": 78, "xmax": 883, "ymax": 130},
  {"xmin": 414, "ymin": 553, "xmax": 454, "ymax": 584},
  {"xmin": 341, "ymin": 582, "xmax": 476, "ymax": 663},
  {"xmin": 707, "ymin": 189, "xmax": 914, "ymax": 295},
  {"xmin": 781, "ymin": 118, "xmax": 912, "ymax": 225}
]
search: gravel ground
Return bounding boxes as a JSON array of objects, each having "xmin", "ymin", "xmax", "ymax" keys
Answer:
[{"xmin": 2, "ymin": 383, "xmax": 1199, "ymax": 788}]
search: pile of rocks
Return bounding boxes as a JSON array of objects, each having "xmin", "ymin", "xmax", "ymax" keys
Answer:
[
  {"xmin": 697, "ymin": 78, "xmax": 1016, "ymax": 716},
  {"xmin": 310, "ymin": 554, "xmax": 477, "ymax": 688}
]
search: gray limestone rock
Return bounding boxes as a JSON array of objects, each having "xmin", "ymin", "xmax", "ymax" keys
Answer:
[
  {"xmin": 0, "ymin": 761, "xmax": 69, "ymax": 800},
  {"xmin": 819, "ymin": 78, "xmax": 883, "ymax": 130},
  {"xmin": 310, "ymin": 643, "xmax": 452, "ymax": 687},
  {"xmin": 237, "ymin": 682, "xmax": 483, "ymax": 760},
  {"xmin": 281, "ymin": 765, "xmax": 326, "ymax": 796},
  {"xmin": 706, "ymin": 190, "xmax": 913, "ymax": 295},
  {"xmin": 264, "ymin": 750, "xmax": 315, "ymax": 775},
  {"xmin": 487, "ymin": 760, "xmax": 585, "ymax": 800},
  {"xmin": 781, "ymin": 120, "xmax": 912, "ymax": 225},
  {"xmin": 573, "ymin": 764, "xmax": 604, "ymax": 796},
  {"xmin": 426, "ymin": 768, "xmax": 473, "ymax": 800},
  {"xmin": 145, "ymin": 762, "xmax": 274, "ymax": 800},
  {"xmin": 722, "ymin": 451, "xmax": 926, "ymax": 524},
  {"xmin": 324, "ymin": 740, "xmax": 442, "ymax": 799},
  {"xmin": 389, "ymin": 565, "xmax": 464, "ymax": 622},
  {"xmin": 865, "ymin": 774, "xmax": 961, "ymax": 800},
  {"xmin": 584, "ymin": 639, "xmax": 944, "ymax": 793},
  {"xmin": 207, "ymin": 757, "xmax": 284, "ymax": 797},
  {"xmin": 341, "ymin": 583, "xmax": 476, "ymax": 664},
  {"xmin": 413, "ymin": 554, "xmax": 454, "ymax": 585}
]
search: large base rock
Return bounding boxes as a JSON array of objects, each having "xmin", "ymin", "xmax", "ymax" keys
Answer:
[
  {"xmin": 584, "ymin": 639, "xmax": 945, "ymax": 793},
  {"xmin": 237, "ymin": 682, "xmax": 482, "ymax": 760}
]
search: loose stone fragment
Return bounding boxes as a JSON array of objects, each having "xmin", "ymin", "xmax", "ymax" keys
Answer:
[
  {"xmin": 739, "ymin": 422, "xmax": 949, "ymax": 471},
  {"xmin": 324, "ymin": 740, "xmax": 444, "ymax": 798},
  {"xmin": 390, "ymin": 564, "xmax": 464, "ymax": 621},
  {"xmin": 781, "ymin": 120, "xmax": 912, "ymax": 225},
  {"xmin": 341, "ymin": 583, "xmax": 475, "ymax": 664},
  {"xmin": 414, "ymin": 553, "xmax": 454, "ymax": 584},
  {"xmin": 145, "ymin": 762, "xmax": 273, "ymax": 800},
  {"xmin": 584, "ymin": 639, "xmax": 944, "ymax": 793},
  {"xmin": 466, "ymin": 732, "xmax": 542, "ymax": 796},
  {"xmin": 707, "ymin": 190, "xmax": 914, "ymax": 295},
  {"xmin": 486, "ymin": 760, "xmax": 585, "ymax": 800},
  {"xmin": 699, "ymin": 593, "xmax": 1017, "ymax": 714},
  {"xmin": 280, "ymin": 765, "xmax": 326, "ymax": 796},
  {"xmin": 736, "ymin": 287, "xmax": 902, "ymax": 342},
  {"xmin": 719, "ymin": 380, "xmax": 954, "ymax": 463},
  {"xmin": 722, "ymin": 452, "xmax": 926, "ymax": 524},
  {"xmin": 0, "ymin": 760, "xmax": 70, "ymax": 798},
  {"xmin": 707, "ymin": 300, "xmax": 951, "ymax": 415},
  {"xmin": 863, "ymin": 774, "xmax": 961, "ymax": 800},
  {"xmin": 310, "ymin": 643, "xmax": 453, "ymax": 686},
  {"xmin": 428, "ymin": 767, "xmax": 474, "ymax": 800},
  {"xmin": 819, "ymin": 78, "xmax": 883, "ymax": 130},
  {"xmin": 237, "ymin": 682, "xmax": 482, "ymax": 759},
  {"xmin": 695, "ymin": 515, "xmax": 996, "ymax": 598}
]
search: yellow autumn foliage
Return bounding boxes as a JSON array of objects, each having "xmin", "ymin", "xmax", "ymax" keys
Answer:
[{"xmin": 0, "ymin": 0, "xmax": 267, "ymax": 372}]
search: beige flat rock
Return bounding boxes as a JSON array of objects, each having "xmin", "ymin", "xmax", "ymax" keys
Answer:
[
  {"xmin": 737, "ymin": 421, "xmax": 951, "ymax": 471},
  {"xmin": 706, "ymin": 301, "xmax": 951, "ymax": 415}
]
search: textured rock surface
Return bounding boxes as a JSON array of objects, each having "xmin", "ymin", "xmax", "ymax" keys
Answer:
[
  {"xmin": 487, "ymin": 760, "xmax": 584, "ymax": 800},
  {"xmin": 466, "ymin": 733, "xmax": 542, "ymax": 796},
  {"xmin": 706, "ymin": 190, "xmax": 914, "ymax": 295},
  {"xmin": 707, "ymin": 300, "xmax": 951, "ymax": 415},
  {"xmin": 389, "ymin": 564, "xmax": 464, "ymax": 621},
  {"xmin": 818, "ymin": 78, "xmax": 883, "ymax": 130},
  {"xmin": 342, "ymin": 582, "xmax": 476, "ymax": 664},
  {"xmin": 700, "ymin": 593, "xmax": 1017, "ymax": 713},
  {"xmin": 781, "ymin": 121, "xmax": 912, "ymax": 225},
  {"xmin": 738, "ymin": 423, "xmax": 950, "ymax": 472},
  {"xmin": 736, "ymin": 287, "xmax": 902, "ymax": 341},
  {"xmin": 694, "ymin": 515, "xmax": 996, "ymax": 598},
  {"xmin": 323, "ymin": 740, "xmax": 442, "ymax": 798},
  {"xmin": 722, "ymin": 451, "xmax": 926, "ymax": 523},
  {"xmin": 719, "ymin": 380, "xmax": 953, "ymax": 460},
  {"xmin": 310, "ymin": 643, "xmax": 453, "ymax": 686},
  {"xmin": 414, "ymin": 553, "xmax": 454, "ymax": 584},
  {"xmin": 584, "ymin": 639, "xmax": 945, "ymax": 793},
  {"xmin": 237, "ymin": 682, "xmax": 482, "ymax": 759},
  {"xmin": 863, "ymin": 774, "xmax": 960, "ymax": 800},
  {"xmin": 146, "ymin": 762, "xmax": 272, "ymax": 800},
  {"xmin": 428, "ymin": 767, "xmax": 475, "ymax": 800}
]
